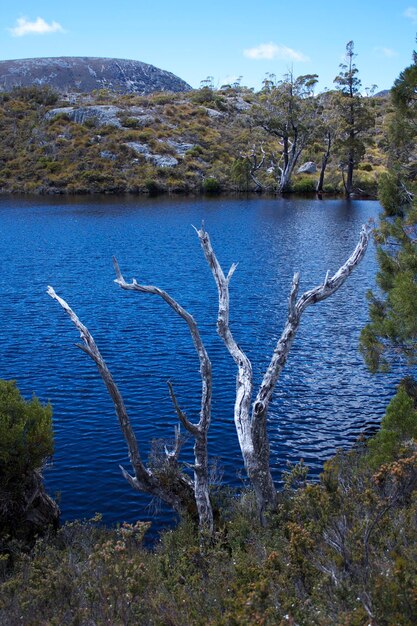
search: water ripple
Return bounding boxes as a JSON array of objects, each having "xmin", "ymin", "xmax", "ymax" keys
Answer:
[{"xmin": 0, "ymin": 195, "xmax": 402, "ymax": 531}]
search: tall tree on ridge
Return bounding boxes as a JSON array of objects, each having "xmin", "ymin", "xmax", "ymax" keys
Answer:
[{"xmin": 333, "ymin": 41, "xmax": 374, "ymax": 196}]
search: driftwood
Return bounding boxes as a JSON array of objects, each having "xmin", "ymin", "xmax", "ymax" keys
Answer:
[{"xmin": 196, "ymin": 224, "xmax": 370, "ymax": 519}]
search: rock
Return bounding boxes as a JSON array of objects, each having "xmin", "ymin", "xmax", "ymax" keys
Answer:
[
  {"xmin": 297, "ymin": 161, "xmax": 317, "ymax": 174},
  {"xmin": 204, "ymin": 107, "xmax": 224, "ymax": 118},
  {"xmin": 45, "ymin": 105, "xmax": 123, "ymax": 127},
  {"xmin": 0, "ymin": 57, "xmax": 192, "ymax": 95},
  {"xmin": 124, "ymin": 142, "xmax": 178, "ymax": 167},
  {"xmin": 232, "ymin": 96, "xmax": 252, "ymax": 111},
  {"xmin": 121, "ymin": 114, "xmax": 156, "ymax": 127},
  {"xmin": 100, "ymin": 150, "xmax": 116, "ymax": 160},
  {"xmin": 151, "ymin": 155, "xmax": 178, "ymax": 168},
  {"xmin": 166, "ymin": 140, "xmax": 195, "ymax": 156},
  {"xmin": 125, "ymin": 141, "xmax": 151, "ymax": 156}
]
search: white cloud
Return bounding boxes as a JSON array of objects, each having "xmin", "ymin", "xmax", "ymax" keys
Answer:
[
  {"xmin": 374, "ymin": 46, "xmax": 398, "ymax": 58},
  {"xmin": 404, "ymin": 6, "xmax": 417, "ymax": 23},
  {"xmin": 9, "ymin": 17, "xmax": 64, "ymax": 37},
  {"xmin": 243, "ymin": 42, "xmax": 309, "ymax": 62}
]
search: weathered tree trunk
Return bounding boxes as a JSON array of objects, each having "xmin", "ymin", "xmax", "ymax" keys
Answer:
[
  {"xmin": 276, "ymin": 130, "xmax": 303, "ymax": 193},
  {"xmin": 47, "ymin": 285, "xmax": 213, "ymax": 537},
  {"xmin": 316, "ymin": 131, "xmax": 332, "ymax": 193},
  {"xmin": 241, "ymin": 145, "xmax": 266, "ymax": 191},
  {"xmin": 197, "ymin": 225, "xmax": 369, "ymax": 520}
]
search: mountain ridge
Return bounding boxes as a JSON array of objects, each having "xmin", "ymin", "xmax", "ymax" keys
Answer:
[{"xmin": 0, "ymin": 56, "xmax": 192, "ymax": 95}]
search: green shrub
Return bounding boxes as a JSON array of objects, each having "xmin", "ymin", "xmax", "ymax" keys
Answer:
[
  {"xmin": 0, "ymin": 380, "xmax": 53, "ymax": 488},
  {"xmin": 202, "ymin": 176, "xmax": 221, "ymax": 194},
  {"xmin": 358, "ymin": 162, "xmax": 373, "ymax": 171},
  {"xmin": 144, "ymin": 179, "xmax": 162, "ymax": 195},
  {"xmin": 11, "ymin": 85, "xmax": 58, "ymax": 106},
  {"xmin": 291, "ymin": 176, "xmax": 317, "ymax": 193},
  {"xmin": 368, "ymin": 379, "xmax": 417, "ymax": 466}
]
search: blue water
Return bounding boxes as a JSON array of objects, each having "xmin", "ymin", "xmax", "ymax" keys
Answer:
[{"xmin": 0, "ymin": 195, "xmax": 400, "ymax": 530}]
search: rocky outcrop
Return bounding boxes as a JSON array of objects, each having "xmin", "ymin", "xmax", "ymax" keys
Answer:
[
  {"xmin": 0, "ymin": 57, "xmax": 192, "ymax": 95},
  {"xmin": 45, "ymin": 105, "xmax": 123, "ymax": 127},
  {"xmin": 123, "ymin": 139, "xmax": 196, "ymax": 167},
  {"xmin": 125, "ymin": 142, "xmax": 179, "ymax": 167}
]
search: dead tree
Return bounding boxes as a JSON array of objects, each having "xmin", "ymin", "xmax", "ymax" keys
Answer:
[
  {"xmin": 240, "ymin": 145, "xmax": 266, "ymax": 191},
  {"xmin": 48, "ymin": 223, "xmax": 369, "ymax": 530},
  {"xmin": 47, "ymin": 283, "xmax": 214, "ymax": 537},
  {"xmin": 196, "ymin": 224, "xmax": 369, "ymax": 521}
]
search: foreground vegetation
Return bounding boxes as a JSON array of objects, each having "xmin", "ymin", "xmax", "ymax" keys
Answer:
[{"xmin": 1, "ymin": 389, "xmax": 416, "ymax": 625}]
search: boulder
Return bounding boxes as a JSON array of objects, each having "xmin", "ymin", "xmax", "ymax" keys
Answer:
[
  {"xmin": 46, "ymin": 105, "xmax": 123, "ymax": 127},
  {"xmin": 297, "ymin": 161, "xmax": 317, "ymax": 174}
]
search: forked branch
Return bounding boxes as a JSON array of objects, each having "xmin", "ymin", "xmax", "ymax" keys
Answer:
[
  {"xmin": 196, "ymin": 224, "xmax": 370, "ymax": 517},
  {"xmin": 112, "ymin": 258, "xmax": 214, "ymax": 536},
  {"xmin": 47, "ymin": 286, "xmax": 197, "ymax": 523}
]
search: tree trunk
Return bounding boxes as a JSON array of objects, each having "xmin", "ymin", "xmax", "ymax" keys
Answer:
[
  {"xmin": 197, "ymin": 225, "xmax": 369, "ymax": 519},
  {"xmin": 316, "ymin": 132, "xmax": 331, "ymax": 193}
]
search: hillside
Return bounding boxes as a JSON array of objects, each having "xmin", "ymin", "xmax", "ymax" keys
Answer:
[
  {"xmin": 0, "ymin": 57, "xmax": 191, "ymax": 96},
  {"xmin": 0, "ymin": 83, "xmax": 389, "ymax": 196}
]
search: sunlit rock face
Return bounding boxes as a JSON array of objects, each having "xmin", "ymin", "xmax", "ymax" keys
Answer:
[{"xmin": 0, "ymin": 57, "xmax": 192, "ymax": 95}]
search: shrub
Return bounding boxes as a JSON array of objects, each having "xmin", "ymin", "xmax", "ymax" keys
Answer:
[
  {"xmin": 0, "ymin": 380, "xmax": 53, "ymax": 488},
  {"xmin": 368, "ymin": 379, "xmax": 417, "ymax": 466},
  {"xmin": 291, "ymin": 176, "xmax": 317, "ymax": 193},
  {"xmin": 202, "ymin": 176, "xmax": 221, "ymax": 194},
  {"xmin": 11, "ymin": 85, "xmax": 59, "ymax": 106},
  {"xmin": 144, "ymin": 179, "xmax": 162, "ymax": 195}
]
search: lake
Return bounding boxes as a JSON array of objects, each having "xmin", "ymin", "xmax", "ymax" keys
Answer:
[{"xmin": 0, "ymin": 194, "xmax": 400, "ymax": 530}]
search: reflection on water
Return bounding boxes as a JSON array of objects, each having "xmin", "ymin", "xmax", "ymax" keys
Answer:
[{"xmin": 0, "ymin": 195, "xmax": 400, "ymax": 529}]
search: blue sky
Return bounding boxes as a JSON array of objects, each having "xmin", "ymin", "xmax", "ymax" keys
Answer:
[{"xmin": 1, "ymin": 1, "xmax": 416, "ymax": 92}]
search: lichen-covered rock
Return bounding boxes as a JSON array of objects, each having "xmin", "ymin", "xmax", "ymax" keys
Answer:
[
  {"xmin": 166, "ymin": 140, "xmax": 195, "ymax": 156},
  {"xmin": 124, "ymin": 142, "xmax": 178, "ymax": 167},
  {"xmin": 45, "ymin": 105, "xmax": 123, "ymax": 127},
  {"xmin": 297, "ymin": 161, "xmax": 317, "ymax": 174}
]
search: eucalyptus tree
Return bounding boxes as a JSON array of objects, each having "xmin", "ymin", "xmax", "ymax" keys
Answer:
[
  {"xmin": 253, "ymin": 71, "xmax": 319, "ymax": 192},
  {"xmin": 332, "ymin": 41, "xmax": 375, "ymax": 196}
]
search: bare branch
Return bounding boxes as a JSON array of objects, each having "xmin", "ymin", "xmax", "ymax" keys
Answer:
[
  {"xmin": 167, "ymin": 380, "xmax": 199, "ymax": 435},
  {"xmin": 196, "ymin": 225, "xmax": 253, "ymax": 442},
  {"xmin": 48, "ymin": 286, "xmax": 197, "ymax": 520},
  {"xmin": 112, "ymin": 258, "xmax": 214, "ymax": 536},
  {"xmin": 47, "ymin": 286, "xmax": 149, "ymax": 487},
  {"xmin": 253, "ymin": 225, "xmax": 370, "ymax": 422},
  {"xmin": 112, "ymin": 257, "xmax": 211, "ymax": 433}
]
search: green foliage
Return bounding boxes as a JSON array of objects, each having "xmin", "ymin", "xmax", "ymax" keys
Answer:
[
  {"xmin": 11, "ymin": 85, "xmax": 58, "ymax": 106},
  {"xmin": 202, "ymin": 176, "xmax": 221, "ymax": 194},
  {"xmin": 230, "ymin": 157, "xmax": 251, "ymax": 190},
  {"xmin": 144, "ymin": 179, "xmax": 163, "ymax": 195},
  {"xmin": 291, "ymin": 175, "xmax": 317, "ymax": 193},
  {"xmin": 368, "ymin": 380, "xmax": 417, "ymax": 466},
  {"xmin": 332, "ymin": 41, "xmax": 375, "ymax": 195},
  {"xmin": 360, "ymin": 49, "xmax": 417, "ymax": 373},
  {"xmin": 1, "ymin": 433, "xmax": 416, "ymax": 625},
  {"xmin": 0, "ymin": 380, "xmax": 53, "ymax": 488}
]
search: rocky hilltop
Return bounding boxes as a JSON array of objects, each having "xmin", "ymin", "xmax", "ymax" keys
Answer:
[{"xmin": 0, "ymin": 57, "xmax": 192, "ymax": 95}]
